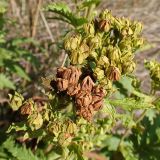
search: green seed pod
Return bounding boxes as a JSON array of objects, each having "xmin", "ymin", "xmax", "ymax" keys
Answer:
[
  {"xmin": 97, "ymin": 56, "xmax": 110, "ymax": 68},
  {"xmin": 88, "ymin": 34, "xmax": 102, "ymax": 49},
  {"xmin": 100, "ymin": 78, "xmax": 112, "ymax": 91},
  {"xmin": 122, "ymin": 61, "xmax": 136, "ymax": 74},
  {"xmin": 48, "ymin": 121, "xmax": 62, "ymax": 136},
  {"xmin": 99, "ymin": 9, "xmax": 113, "ymax": 20},
  {"xmin": 107, "ymin": 46, "xmax": 120, "ymax": 63},
  {"xmin": 28, "ymin": 113, "xmax": 43, "ymax": 130},
  {"xmin": 70, "ymin": 43, "xmax": 90, "ymax": 64},
  {"xmin": 9, "ymin": 92, "xmax": 24, "ymax": 111},
  {"xmin": 84, "ymin": 23, "xmax": 95, "ymax": 35},
  {"xmin": 132, "ymin": 21, "xmax": 143, "ymax": 35},
  {"xmin": 94, "ymin": 67, "xmax": 105, "ymax": 80},
  {"xmin": 65, "ymin": 120, "xmax": 77, "ymax": 134},
  {"xmin": 90, "ymin": 51, "xmax": 98, "ymax": 60},
  {"xmin": 64, "ymin": 34, "xmax": 81, "ymax": 51}
]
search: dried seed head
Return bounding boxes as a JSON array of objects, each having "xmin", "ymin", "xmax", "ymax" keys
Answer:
[
  {"xmin": 81, "ymin": 76, "xmax": 95, "ymax": 92},
  {"xmin": 68, "ymin": 66, "xmax": 81, "ymax": 85},
  {"xmin": 76, "ymin": 105, "xmax": 94, "ymax": 121},
  {"xmin": 20, "ymin": 103, "xmax": 33, "ymax": 115},
  {"xmin": 67, "ymin": 84, "xmax": 80, "ymax": 96},
  {"xmin": 91, "ymin": 85, "xmax": 105, "ymax": 111},
  {"xmin": 56, "ymin": 66, "xmax": 81, "ymax": 90},
  {"xmin": 76, "ymin": 90, "xmax": 92, "ymax": 108},
  {"xmin": 56, "ymin": 78, "xmax": 69, "ymax": 91}
]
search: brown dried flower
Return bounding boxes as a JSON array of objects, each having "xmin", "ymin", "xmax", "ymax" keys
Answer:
[
  {"xmin": 57, "ymin": 66, "xmax": 81, "ymax": 85},
  {"xmin": 76, "ymin": 105, "xmax": 94, "ymax": 121},
  {"xmin": 20, "ymin": 103, "xmax": 32, "ymax": 115},
  {"xmin": 56, "ymin": 78, "xmax": 69, "ymax": 91},
  {"xmin": 91, "ymin": 85, "xmax": 105, "ymax": 111},
  {"xmin": 75, "ymin": 90, "xmax": 92, "ymax": 108},
  {"xmin": 67, "ymin": 84, "xmax": 80, "ymax": 96},
  {"xmin": 81, "ymin": 76, "xmax": 95, "ymax": 92}
]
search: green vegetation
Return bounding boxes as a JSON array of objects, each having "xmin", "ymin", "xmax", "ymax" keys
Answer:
[{"xmin": 0, "ymin": 1, "xmax": 160, "ymax": 160}]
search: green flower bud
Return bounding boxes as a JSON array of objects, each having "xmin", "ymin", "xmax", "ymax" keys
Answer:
[
  {"xmin": 99, "ymin": 9, "xmax": 113, "ymax": 20},
  {"xmin": 70, "ymin": 43, "xmax": 89, "ymax": 64},
  {"xmin": 48, "ymin": 121, "xmax": 62, "ymax": 136},
  {"xmin": 28, "ymin": 113, "xmax": 43, "ymax": 130},
  {"xmin": 122, "ymin": 61, "xmax": 136, "ymax": 74},
  {"xmin": 97, "ymin": 56, "xmax": 110, "ymax": 68},
  {"xmin": 64, "ymin": 34, "xmax": 81, "ymax": 51},
  {"xmin": 84, "ymin": 23, "xmax": 95, "ymax": 35},
  {"xmin": 90, "ymin": 51, "xmax": 98, "ymax": 60},
  {"xmin": 94, "ymin": 67, "xmax": 105, "ymax": 80},
  {"xmin": 121, "ymin": 27, "xmax": 133, "ymax": 36},
  {"xmin": 65, "ymin": 120, "xmax": 77, "ymax": 134},
  {"xmin": 132, "ymin": 38, "xmax": 144, "ymax": 47},
  {"xmin": 100, "ymin": 78, "xmax": 112, "ymax": 91},
  {"xmin": 88, "ymin": 34, "xmax": 102, "ymax": 49},
  {"xmin": 107, "ymin": 46, "xmax": 121, "ymax": 63},
  {"xmin": 132, "ymin": 21, "xmax": 143, "ymax": 35}
]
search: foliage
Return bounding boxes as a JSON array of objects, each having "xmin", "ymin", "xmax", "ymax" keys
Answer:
[
  {"xmin": 0, "ymin": 2, "xmax": 39, "ymax": 90},
  {"xmin": 1, "ymin": 0, "xmax": 160, "ymax": 160}
]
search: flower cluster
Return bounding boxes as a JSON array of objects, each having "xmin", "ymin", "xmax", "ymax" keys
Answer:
[
  {"xmin": 52, "ymin": 66, "xmax": 105, "ymax": 121},
  {"xmin": 145, "ymin": 60, "xmax": 160, "ymax": 90},
  {"xmin": 64, "ymin": 9, "xmax": 143, "ymax": 92}
]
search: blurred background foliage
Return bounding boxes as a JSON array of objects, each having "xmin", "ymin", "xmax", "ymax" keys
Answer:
[{"xmin": 0, "ymin": 0, "xmax": 160, "ymax": 160}]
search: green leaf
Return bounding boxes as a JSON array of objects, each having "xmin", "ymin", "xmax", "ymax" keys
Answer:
[
  {"xmin": 2, "ymin": 137, "xmax": 39, "ymax": 160},
  {"xmin": 108, "ymin": 98, "xmax": 155, "ymax": 111},
  {"xmin": 13, "ymin": 64, "xmax": 31, "ymax": 81},
  {"xmin": 46, "ymin": 2, "xmax": 87, "ymax": 27},
  {"xmin": 0, "ymin": 74, "xmax": 15, "ymax": 89},
  {"xmin": 82, "ymin": 0, "xmax": 101, "ymax": 8},
  {"xmin": 4, "ymin": 60, "xmax": 31, "ymax": 81},
  {"xmin": 113, "ymin": 76, "xmax": 134, "ymax": 99},
  {"xmin": 104, "ymin": 136, "xmax": 120, "ymax": 151}
]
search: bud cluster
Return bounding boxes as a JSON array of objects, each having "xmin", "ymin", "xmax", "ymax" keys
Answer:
[
  {"xmin": 53, "ymin": 66, "xmax": 105, "ymax": 121},
  {"xmin": 64, "ymin": 9, "xmax": 143, "ymax": 92},
  {"xmin": 145, "ymin": 60, "xmax": 160, "ymax": 90}
]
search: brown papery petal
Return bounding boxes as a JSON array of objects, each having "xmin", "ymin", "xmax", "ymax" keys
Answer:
[
  {"xmin": 56, "ymin": 78, "xmax": 69, "ymax": 91},
  {"xmin": 81, "ymin": 76, "xmax": 95, "ymax": 92}
]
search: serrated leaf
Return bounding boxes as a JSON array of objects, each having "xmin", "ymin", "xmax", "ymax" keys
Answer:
[
  {"xmin": 108, "ymin": 98, "xmax": 155, "ymax": 111},
  {"xmin": 46, "ymin": 2, "xmax": 87, "ymax": 27},
  {"xmin": 2, "ymin": 137, "xmax": 39, "ymax": 160},
  {"xmin": 0, "ymin": 74, "xmax": 15, "ymax": 89}
]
